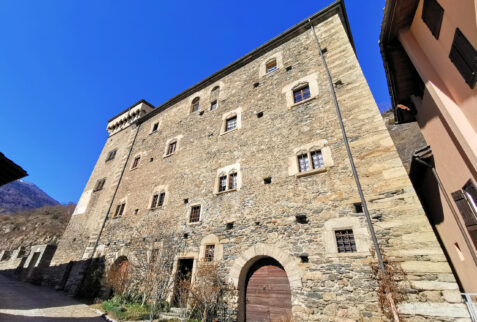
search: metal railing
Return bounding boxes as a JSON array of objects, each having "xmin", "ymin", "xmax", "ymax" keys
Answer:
[{"xmin": 463, "ymin": 293, "xmax": 477, "ymax": 322}]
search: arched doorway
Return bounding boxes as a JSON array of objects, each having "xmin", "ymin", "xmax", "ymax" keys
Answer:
[
  {"xmin": 245, "ymin": 257, "xmax": 292, "ymax": 322},
  {"xmin": 106, "ymin": 256, "xmax": 129, "ymax": 295}
]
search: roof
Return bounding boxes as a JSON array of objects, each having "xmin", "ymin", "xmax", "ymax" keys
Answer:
[
  {"xmin": 0, "ymin": 152, "xmax": 27, "ymax": 187},
  {"xmin": 131, "ymin": 0, "xmax": 354, "ymax": 124},
  {"xmin": 108, "ymin": 99, "xmax": 156, "ymax": 123},
  {"xmin": 379, "ymin": 0, "xmax": 421, "ymax": 123}
]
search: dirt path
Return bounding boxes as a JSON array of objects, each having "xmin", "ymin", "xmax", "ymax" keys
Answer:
[{"xmin": 0, "ymin": 274, "xmax": 104, "ymax": 321}]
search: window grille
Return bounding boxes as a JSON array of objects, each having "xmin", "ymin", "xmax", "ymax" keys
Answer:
[
  {"xmin": 229, "ymin": 173, "xmax": 238, "ymax": 189},
  {"xmin": 449, "ymin": 28, "xmax": 477, "ymax": 89},
  {"xmin": 311, "ymin": 150, "xmax": 324, "ymax": 169},
  {"xmin": 225, "ymin": 116, "xmax": 237, "ymax": 132},
  {"xmin": 297, "ymin": 154, "xmax": 310, "ymax": 172},
  {"xmin": 335, "ymin": 229, "xmax": 357, "ymax": 253},
  {"xmin": 219, "ymin": 176, "xmax": 227, "ymax": 192},
  {"xmin": 205, "ymin": 245, "xmax": 215, "ymax": 261},
  {"xmin": 190, "ymin": 205, "xmax": 201, "ymax": 223},
  {"xmin": 151, "ymin": 194, "xmax": 158, "ymax": 208}
]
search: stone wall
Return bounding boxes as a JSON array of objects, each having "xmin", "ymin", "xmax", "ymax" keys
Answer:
[{"xmin": 50, "ymin": 4, "xmax": 469, "ymax": 321}]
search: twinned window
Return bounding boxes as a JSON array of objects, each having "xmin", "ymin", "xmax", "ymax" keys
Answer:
[
  {"xmin": 225, "ymin": 116, "xmax": 237, "ymax": 132},
  {"xmin": 167, "ymin": 141, "xmax": 177, "ymax": 155},
  {"xmin": 298, "ymin": 150, "xmax": 324, "ymax": 173},
  {"xmin": 266, "ymin": 59, "xmax": 277, "ymax": 73},
  {"xmin": 191, "ymin": 97, "xmax": 200, "ymax": 113},
  {"xmin": 335, "ymin": 229, "xmax": 356, "ymax": 253},
  {"xmin": 106, "ymin": 149, "xmax": 117, "ymax": 162},
  {"xmin": 189, "ymin": 205, "xmax": 201, "ymax": 223},
  {"xmin": 205, "ymin": 245, "xmax": 215, "ymax": 262},
  {"xmin": 293, "ymin": 85, "xmax": 311, "ymax": 103},
  {"xmin": 218, "ymin": 171, "xmax": 238, "ymax": 193},
  {"xmin": 94, "ymin": 178, "xmax": 106, "ymax": 192},
  {"xmin": 114, "ymin": 203, "xmax": 126, "ymax": 218}
]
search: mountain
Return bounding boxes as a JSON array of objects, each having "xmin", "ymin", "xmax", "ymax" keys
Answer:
[{"xmin": 0, "ymin": 180, "xmax": 59, "ymax": 214}]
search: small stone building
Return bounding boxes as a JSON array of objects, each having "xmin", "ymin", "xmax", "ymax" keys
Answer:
[{"xmin": 48, "ymin": 1, "xmax": 469, "ymax": 320}]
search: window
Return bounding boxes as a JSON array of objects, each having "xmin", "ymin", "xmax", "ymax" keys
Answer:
[
  {"xmin": 225, "ymin": 116, "xmax": 237, "ymax": 132},
  {"xmin": 422, "ymin": 0, "xmax": 444, "ymax": 39},
  {"xmin": 293, "ymin": 85, "xmax": 311, "ymax": 103},
  {"xmin": 452, "ymin": 179, "xmax": 477, "ymax": 248},
  {"xmin": 335, "ymin": 229, "xmax": 356, "ymax": 253},
  {"xmin": 266, "ymin": 59, "xmax": 277, "ymax": 73},
  {"xmin": 449, "ymin": 29, "xmax": 477, "ymax": 89},
  {"xmin": 167, "ymin": 141, "xmax": 177, "ymax": 155},
  {"xmin": 205, "ymin": 245, "xmax": 215, "ymax": 262},
  {"xmin": 310, "ymin": 150, "xmax": 324, "ymax": 169},
  {"xmin": 151, "ymin": 194, "xmax": 159, "ymax": 208},
  {"xmin": 191, "ymin": 97, "xmax": 200, "ymax": 113},
  {"xmin": 106, "ymin": 149, "xmax": 117, "ymax": 162},
  {"xmin": 218, "ymin": 175, "xmax": 227, "ymax": 192},
  {"xmin": 94, "ymin": 178, "xmax": 106, "ymax": 192},
  {"xmin": 114, "ymin": 203, "xmax": 126, "ymax": 218},
  {"xmin": 297, "ymin": 153, "xmax": 310, "ymax": 172},
  {"xmin": 229, "ymin": 172, "xmax": 237, "ymax": 190},
  {"xmin": 189, "ymin": 205, "xmax": 201, "ymax": 223},
  {"xmin": 158, "ymin": 192, "xmax": 166, "ymax": 207},
  {"xmin": 152, "ymin": 122, "xmax": 159, "ymax": 132},
  {"xmin": 132, "ymin": 156, "xmax": 140, "ymax": 169},
  {"xmin": 210, "ymin": 100, "xmax": 217, "ymax": 111}
]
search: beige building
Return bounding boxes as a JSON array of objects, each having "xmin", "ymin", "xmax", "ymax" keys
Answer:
[
  {"xmin": 45, "ymin": 1, "xmax": 471, "ymax": 320},
  {"xmin": 380, "ymin": 0, "xmax": 477, "ymax": 298}
]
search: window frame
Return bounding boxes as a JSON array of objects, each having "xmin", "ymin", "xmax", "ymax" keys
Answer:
[
  {"xmin": 218, "ymin": 175, "xmax": 227, "ymax": 192},
  {"xmin": 225, "ymin": 115, "xmax": 237, "ymax": 132},
  {"xmin": 229, "ymin": 172, "xmax": 238, "ymax": 190},
  {"xmin": 266, "ymin": 59, "xmax": 277, "ymax": 73},
  {"xmin": 167, "ymin": 141, "xmax": 177, "ymax": 156},
  {"xmin": 210, "ymin": 100, "xmax": 218, "ymax": 111},
  {"xmin": 158, "ymin": 191, "xmax": 166, "ymax": 207},
  {"xmin": 189, "ymin": 205, "xmax": 201, "ymax": 223},
  {"xmin": 94, "ymin": 178, "xmax": 106, "ymax": 192},
  {"xmin": 114, "ymin": 202, "xmax": 126, "ymax": 218},
  {"xmin": 131, "ymin": 156, "xmax": 140, "ymax": 169},
  {"xmin": 191, "ymin": 97, "xmax": 200, "ymax": 113},
  {"xmin": 293, "ymin": 85, "xmax": 311, "ymax": 103},
  {"xmin": 335, "ymin": 229, "xmax": 357, "ymax": 253}
]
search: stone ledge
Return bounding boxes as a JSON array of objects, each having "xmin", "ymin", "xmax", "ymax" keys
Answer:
[{"xmin": 397, "ymin": 302, "xmax": 469, "ymax": 318}]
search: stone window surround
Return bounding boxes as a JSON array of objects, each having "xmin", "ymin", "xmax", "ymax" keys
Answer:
[
  {"xmin": 130, "ymin": 153, "xmax": 142, "ymax": 170},
  {"xmin": 148, "ymin": 185, "xmax": 168, "ymax": 210},
  {"xmin": 288, "ymin": 140, "xmax": 333, "ymax": 177},
  {"xmin": 163, "ymin": 135, "xmax": 183, "ymax": 158},
  {"xmin": 167, "ymin": 252, "xmax": 199, "ymax": 303},
  {"xmin": 199, "ymin": 234, "xmax": 223, "ymax": 261},
  {"xmin": 281, "ymin": 72, "xmax": 319, "ymax": 109},
  {"xmin": 215, "ymin": 163, "xmax": 241, "ymax": 194},
  {"xmin": 220, "ymin": 107, "xmax": 242, "ymax": 136},
  {"xmin": 185, "ymin": 201, "xmax": 206, "ymax": 225},
  {"xmin": 112, "ymin": 197, "xmax": 128, "ymax": 218},
  {"xmin": 259, "ymin": 51, "xmax": 284, "ymax": 78},
  {"xmin": 323, "ymin": 217, "xmax": 370, "ymax": 256}
]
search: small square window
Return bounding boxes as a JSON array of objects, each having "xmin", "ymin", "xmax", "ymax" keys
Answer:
[
  {"xmin": 225, "ymin": 116, "xmax": 237, "ymax": 132},
  {"xmin": 335, "ymin": 229, "xmax": 356, "ymax": 253},
  {"xmin": 152, "ymin": 122, "xmax": 159, "ymax": 132},
  {"xmin": 132, "ymin": 156, "xmax": 140, "ymax": 169},
  {"xmin": 266, "ymin": 59, "xmax": 277, "ymax": 73},
  {"xmin": 205, "ymin": 244, "xmax": 215, "ymax": 262},
  {"xmin": 190, "ymin": 205, "xmax": 201, "ymax": 223},
  {"xmin": 158, "ymin": 192, "xmax": 166, "ymax": 207},
  {"xmin": 106, "ymin": 149, "xmax": 117, "ymax": 162},
  {"xmin": 210, "ymin": 100, "xmax": 217, "ymax": 111},
  {"xmin": 353, "ymin": 202, "xmax": 363, "ymax": 213},
  {"xmin": 167, "ymin": 141, "xmax": 177, "ymax": 155},
  {"xmin": 310, "ymin": 150, "xmax": 324, "ymax": 169},
  {"xmin": 297, "ymin": 154, "xmax": 310, "ymax": 172},
  {"xmin": 293, "ymin": 85, "xmax": 311, "ymax": 103},
  {"xmin": 151, "ymin": 194, "xmax": 159, "ymax": 208},
  {"xmin": 218, "ymin": 175, "xmax": 227, "ymax": 192},
  {"xmin": 229, "ymin": 173, "xmax": 238, "ymax": 189},
  {"xmin": 114, "ymin": 203, "xmax": 126, "ymax": 218}
]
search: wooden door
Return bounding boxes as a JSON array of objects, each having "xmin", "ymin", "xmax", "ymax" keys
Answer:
[{"xmin": 245, "ymin": 258, "xmax": 292, "ymax": 322}]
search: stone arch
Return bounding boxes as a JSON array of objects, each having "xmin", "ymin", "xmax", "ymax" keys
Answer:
[
  {"xmin": 229, "ymin": 243, "xmax": 302, "ymax": 321},
  {"xmin": 107, "ymin": 256, "xmax": 130, "ymax": 296}
]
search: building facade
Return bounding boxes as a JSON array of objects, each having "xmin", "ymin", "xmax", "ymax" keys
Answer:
[
  {"xmin": 49, "ymin": 1, "xmax": 469, "ymax": 320},
  {"xmin": 380, "ymin": 0, "xmax": 477, "ymax": 296}
]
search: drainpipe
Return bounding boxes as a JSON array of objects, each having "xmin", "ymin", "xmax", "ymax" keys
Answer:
[{"xmin": 308, "ymin": 19, "xmax": 400, "ymax": 321}]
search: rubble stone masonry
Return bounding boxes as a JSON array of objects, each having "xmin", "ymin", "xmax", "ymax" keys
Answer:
[{"xmin": 48, "ymin": 2, "xmax": 469, "ymax": 321}]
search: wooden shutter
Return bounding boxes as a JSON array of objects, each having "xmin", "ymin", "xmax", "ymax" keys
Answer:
[
  {"xmin": 452, "ymin": 190, "xmax": 477, "ymax": 227},
  {"xmin": 449, "ymin": 29, "xmax": 477, "ymax": 89},
  {"xmin": 422, "ymin": 0, "xmax": 444, "ymax": 39}
]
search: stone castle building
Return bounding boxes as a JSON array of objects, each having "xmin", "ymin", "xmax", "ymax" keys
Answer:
[{"xmin": 46, "ymin": 1, "xmax": 470, "ymax": 320}]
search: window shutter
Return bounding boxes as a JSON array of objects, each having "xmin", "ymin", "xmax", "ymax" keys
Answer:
[
  {"xmin": 422, "ymin": 0, "xmax": 444, "ymax": 39},
  {"xmin": 449, "ymin": 29, "xmax": 477, "ymax": 89},
  {"xmin": 452, "ymin": 190, "xmax": 477, "ymax": 227},
  {"xmin": 463, "ymin": 179, "xmax": 477, "ymax": 203}
]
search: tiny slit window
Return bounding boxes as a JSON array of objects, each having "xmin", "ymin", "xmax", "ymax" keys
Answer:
[
  {"xmin": 225, "ymin": 116, "xmax": 237, "ymax": 132},
  {"xmin": 132, "ymin": 156, "xmax": 140, "ymax": 169},
  {"xmin": 191, "ymin": 97, "xmax": 200, "ymax": 113},
  {"xmin": 449, "ymin": 28, "xmax": 477, "ymax": 89},
  {"xmin": 293, "ymin": 85, "xmax": 311, "ymax": 103},
  {"xmin": 106, "ymin": 149, "xmax": 117, "ymax": 162},
  {"xmin": 422, "ymin": 0, "xmax": 444, "ymax": 39},
  {"xmin": 335, "ymin": 229, "xmax": 356, "ymax": 253},
  {"xmin": 189, "ymin": 205, "xmax": 201, "ymax": 223},
  {"xmin": 266, "ymin": 59, "xmax": 277, "ymax": 73},
  {"xmin": 205, "ymin": 244, "xmax": 215, "ymax": 261},
  {"xmin": 152, "ymin": 122, "xmax": 159, "ymax": 132},
  {"xmin": 167, "ymin": 141, "xmax": 177, "ymax": 155},
  {"xmin": 151, "ymin": 194, "xmax": 159, "ymax": 208}
]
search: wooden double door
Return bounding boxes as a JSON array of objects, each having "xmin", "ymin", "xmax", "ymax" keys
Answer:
[{"xmin": 245, "ymin": 258, "xmax": 292, "ymax": 322}]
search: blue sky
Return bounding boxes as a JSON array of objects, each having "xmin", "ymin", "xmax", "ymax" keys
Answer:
[{"xmin": 0, "ymin": 0, "xmax": 389, "ymax": 204}]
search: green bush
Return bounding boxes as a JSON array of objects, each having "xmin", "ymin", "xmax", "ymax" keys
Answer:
[{"xmin": 101, "ymin": 296, "xmax": 162, "ymax": 321}]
